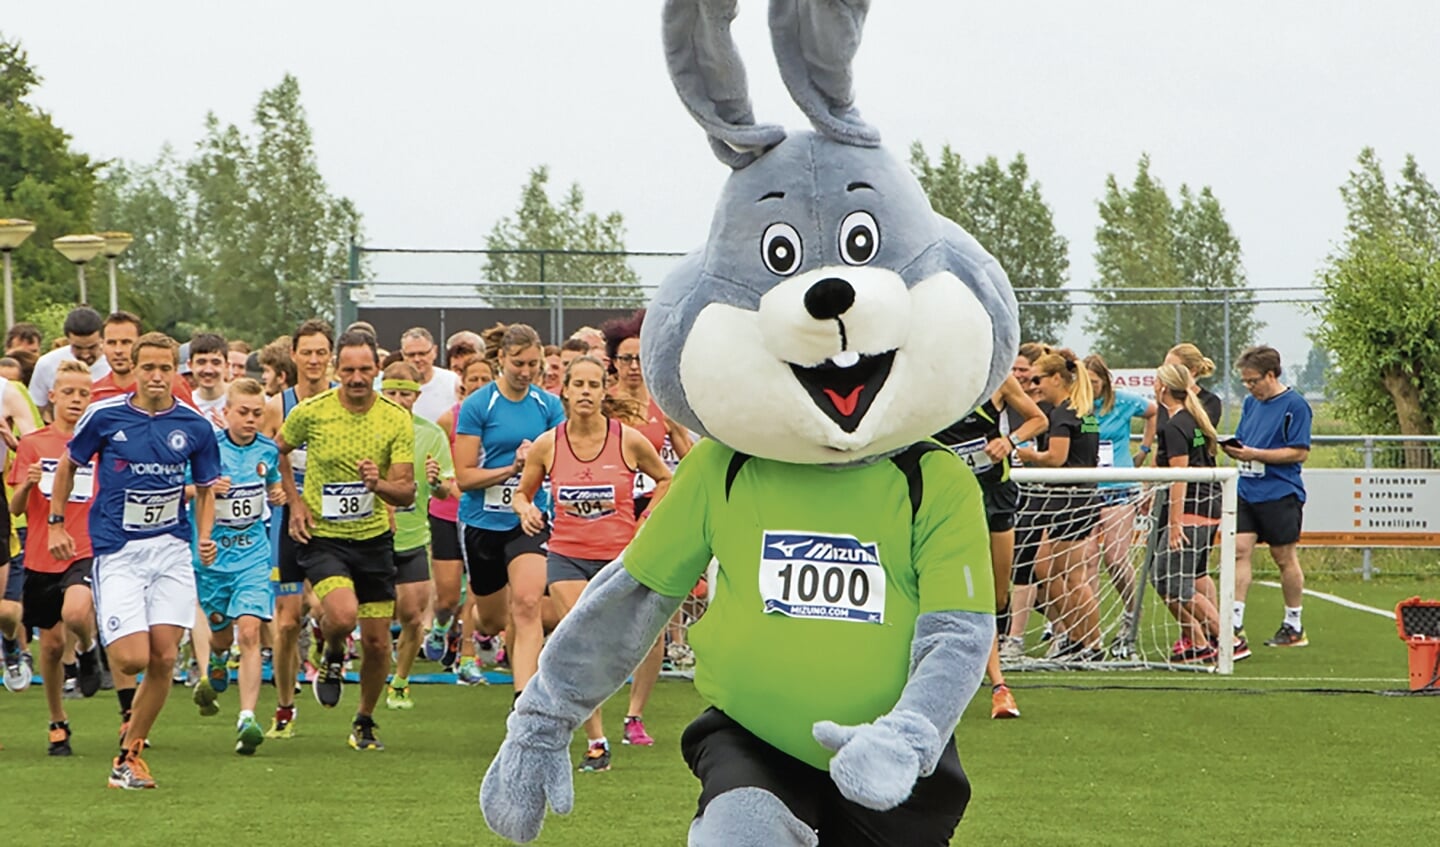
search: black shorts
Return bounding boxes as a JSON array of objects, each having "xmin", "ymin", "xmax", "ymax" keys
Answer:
[
  {"xmin": 547, "ymin": 552, "xmax": 608, "ymax": 585},
  {"xmin": 394, "ymin": 546, "xmax": 431, "ymax": 585},
  {"xmin": 462, "ymin": 524, "xmax": 550, "ymax": 598},
  {"xmin": 1237, "ymin": 494, "xmax": 1303, "ymax": 547},
  {"xmin": 22, "ymin": 559, "xmax": 94, "ymax": 631},
  {"xmin": 680, "ymin": 708, "xmax": 969, "ymax": 847},
  {"xmin": 2, "ymin": 558, "xmax": 22, "ymax": 602},
  {"xmin": 273, "ymin": 505, "xmax": 305, "ymax": 586},
  {"xmin": 1043, "ymin": 491, "xmax": 1100, "ymax": 543},
  {"xmin": 633, "ymin": 495, "xmax": 652, "ymax": 521},
  {"xmin": 428, "ymin": 513, "xmax": 463, "ymax": 561},
  {"xmin": 296, "ymin": 532, "xmax": 397, "ymax": 611},
  {"xmin": 1148, "ymin": 526, "xmax": 1213, "ymax": 603},
  {"xmin": 979, "ymin": 478, "xmax": 1019, "ymax": 533}
]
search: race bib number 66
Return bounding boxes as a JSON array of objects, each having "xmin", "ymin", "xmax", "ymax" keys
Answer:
[{"xmin": 758, "ymin": 531, "xmax": 886, "ymax": 624}]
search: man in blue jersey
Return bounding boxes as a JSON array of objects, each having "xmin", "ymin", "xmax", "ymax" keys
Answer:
[
  {"xmin": 1222, "ymin": 345, "xmax": 1312, "ymax": 648},
  {"xmin": 49, "ymin": 332, "xmax": 222, "ymax": 789},
  {"xmin": 454, "ymin": 324, "xmax": 565, "ymax": 700},
  {"xmin": 259, "ymin": 319, "xmax": 333, "ymax": 739},
  {"xmin": 190, "ymin": 378, "xmax": 285, "ymax": 754}
]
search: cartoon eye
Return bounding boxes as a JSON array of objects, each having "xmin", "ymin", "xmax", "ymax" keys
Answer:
[
  {"xmin": 761, "ymin": 223, "xmax": 803, "ymax": 276},
  {"xmin": 839, "ymin": 211, "xmax": 879, "ymax": 266}
]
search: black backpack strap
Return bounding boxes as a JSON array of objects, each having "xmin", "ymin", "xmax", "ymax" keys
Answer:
[
  {"xmin": 724, "ymin": 451, "xmax": 752, "ymax": 501},
  {"xmin": 888, "ymin": 441, "xmax": 948, "ymax": 520}
]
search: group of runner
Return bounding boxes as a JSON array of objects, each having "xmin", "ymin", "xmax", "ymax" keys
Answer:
[{"xmin": 0, "ymin": 306, "xmax": 692, "ymax": 783}]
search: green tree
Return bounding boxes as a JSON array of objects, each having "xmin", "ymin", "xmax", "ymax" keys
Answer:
[
  {"xmin": 1295, "ymin": 342, "xmax": 1332, "ymax": 396},
  {"xmin": 910, "ymin": 143, "xmax": 1070, "ymax": 344},
  {"xmin": 480, "ymin": 166, "xmax": 643, "ymax": 309},
  {"xmin": 1314, "ymin": 148, "xmax": 1440, "ymax": 445},
  {"xmin": 94, "ymin": 147, "xmax": 201, "ymax": 337},
  {"xmin": 99, "ymin": 75, "xmax": 362, "ymax": 344},
  {"xmin": 1087, "ymin": 155, "xmax": 1258, "ymax": 369},
  {"xmin": 0, "ymin": 33, "xmax": 100, "ymax": 315}
]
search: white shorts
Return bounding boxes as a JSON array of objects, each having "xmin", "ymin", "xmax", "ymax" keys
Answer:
[{"xmin": 92, "ymin": 535, "xmax": 198, "ymax": 646}]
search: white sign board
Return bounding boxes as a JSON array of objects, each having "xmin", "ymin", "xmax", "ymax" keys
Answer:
[{"xmin": 1300, "ymin": 469, "xmax": 1440, "ymax": 547}]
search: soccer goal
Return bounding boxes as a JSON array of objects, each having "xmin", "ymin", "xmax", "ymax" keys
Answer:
[{"xmin": 1004, "ymin": 466, "xmax": 1240, "ymax": 675}]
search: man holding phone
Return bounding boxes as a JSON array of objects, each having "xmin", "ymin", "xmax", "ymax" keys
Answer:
[{"xmin": 1221, "ymin": 346, "xmax": 1312, "ymax": 648}]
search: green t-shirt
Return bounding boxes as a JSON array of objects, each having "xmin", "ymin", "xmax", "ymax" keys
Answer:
[
  {"xmin": 393, "ymin": 415, "xmax": 454, "ymax": 552},
  {"xmin": 624, "ymin": 438, "xmax": 993, "ymax": 771},
  {"xmin": 279, "ymin": 390, "xmax": 414, "ymax": 541}
]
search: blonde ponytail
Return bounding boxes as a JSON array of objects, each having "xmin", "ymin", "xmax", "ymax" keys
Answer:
[{"xmin": 1157, "ymin": 363, "xmax": 1217, "ymax": 456}]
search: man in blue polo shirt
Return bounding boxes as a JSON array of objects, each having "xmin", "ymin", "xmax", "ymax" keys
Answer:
[
  {"xmin": 49, "ymin": 332, "xmax": 222, "ymax": 789},
  {"xmin": 1221, "ymin": 345, "xmax": 1312, "ymax": 648}
]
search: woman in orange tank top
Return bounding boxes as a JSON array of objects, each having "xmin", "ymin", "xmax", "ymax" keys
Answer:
[
  {"xmin": 602, "ymin": 311, "xmax": 694, "ymax": 515},
  {"xmin": 512, "ymin": 355, "xmax": 671, "ymax": 770}
]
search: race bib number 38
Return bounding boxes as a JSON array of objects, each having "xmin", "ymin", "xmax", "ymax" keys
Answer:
[
  {"xmin": 123, "ymin": 486, "xmax": 182, "ymax": 531},
  {"xmin": 758, "ymin": 531, "xmax": 886, "ymax": 624},
  {"xmin": 216, "ymin": 483, "xmax": 265, "ymax": 528},
  {"xmin": 321, "ymin": 482, "xmax": 375, "ymax": 521}
]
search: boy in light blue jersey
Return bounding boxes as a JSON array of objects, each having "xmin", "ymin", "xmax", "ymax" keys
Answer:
[{"xmin": 189, "ymin": 379, "xmax": 285, "ymax": 754}]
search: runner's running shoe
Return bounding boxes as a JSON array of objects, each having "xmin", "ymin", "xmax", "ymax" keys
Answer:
[
  {"xmin": 578, "ymin": 741, "xmax": 610, "ymax": 772},
  {"xmin": 348, "ymin": 715, "xmax": 384, "ymax": 751},
  {"xmin": 991, "ymin": 685, "xmax": 1020, "ymax": 719},
  {"xmin": 208, "ymin": 652, "xmax": 230, "ymax": 694},
  {"xmin": 235, "ymin": 715, "xmax": 265, "ymax": 755},
  {"xmin": 423, "ymin": 626, "xmax": 448, "ymax": 662},
  {"xmin": 386, "ymin": 683, "xmax": 414, "ymax": 710},
  {"xmin": 193, "ymin": 677, "xmax": 220, "ymax": 716},
  {"xmin": 622, "ymin": 716, "xmax": 655, "ymax": 746},
  {"xmin": 456, "ymin": 657, "xmax": 487, "ymax": 686},
  {"xmin": 77, "ymin": 644, "xmax": 103, "ymax": 697},
  {"xmin": 266, "ymin": 705, "xmax": 297, "ymax": 739},
  {"xmin": 1233, "ymin": 636, "xmax": 1253, "ymax": 661},
  {"xmin": 314, "ymin": 660, "xmax": 345, "ymax": 708},
  {"xmin": 3, "ymin": 648, "xmax": 31, "ymax": 692},
  {"xmin": 48, "ymin": 721, "xmax": 72, "ymax": 756},
  {"xmin": 1264, "ymin": 624, "xmax": 1308, "ymax": 648},
  {"xmin": 108, "ymin": 743, "xmax": 156, "ymax": 789}
]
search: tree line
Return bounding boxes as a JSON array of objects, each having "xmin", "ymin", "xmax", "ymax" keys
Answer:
[{"xmin": 2, "ymin": 32, "xmax": 1436, "ymax": 439}]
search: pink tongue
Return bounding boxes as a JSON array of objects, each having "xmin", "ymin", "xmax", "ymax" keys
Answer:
[{"xmin": 823, "ymin": 386, "xmax": 864, "ymax": 416}]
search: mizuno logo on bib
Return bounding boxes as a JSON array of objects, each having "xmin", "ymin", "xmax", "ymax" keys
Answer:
[
  {"xmin": 321, "ymin": 482, "xmax": 374, "ymax": 521},
  {"xmin": 556, "ymin": 484, "xmax": 617, "ymax": 519},
  {"xmin": 216, "ymin": 482, "xmax": 265, "ymax": 528},
  {"xmin": 758, "ymin": 531, "xmax": 885, "ymax": 624},
  {"xmin": 123, "ymin": 486, "xmax": 182, "ymax": 531},
  {"xmin": 950, "ymin": 437, "xmax": 993, "ymax": 473}
]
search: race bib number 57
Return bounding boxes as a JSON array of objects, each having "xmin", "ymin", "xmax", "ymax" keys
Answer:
[
  {"xmin": 123, "ymin": 486, "xmax": 182, "ymax": 531},
  {"xmin": 758, "ymin": 531, "xmax": 886, "ymax": 624}
]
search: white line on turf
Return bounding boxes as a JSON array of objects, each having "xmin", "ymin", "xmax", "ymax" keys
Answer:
[{"xmin": 1256, "ymin": 580, "xmax": 1395, "ymax": 620}]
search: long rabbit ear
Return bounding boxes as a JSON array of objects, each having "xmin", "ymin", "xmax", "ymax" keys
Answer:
[
  {"xmin": 768, "ymin": 0, "xmax": 880, "ymax": 147},
  {"xmin": 663, "ymin": 0, "xmax": 787, "ymax": 169}
]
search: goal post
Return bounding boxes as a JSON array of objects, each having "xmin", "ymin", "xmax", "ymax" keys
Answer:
[{"xmin": 1007, "ymin": 466, "xmax": 1241, "ymax": 675}]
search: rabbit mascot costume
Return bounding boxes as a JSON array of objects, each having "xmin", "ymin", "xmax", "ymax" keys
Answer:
[{"xmin": 481, "ymin": 1, "xmax": 1019, "ymax": 844}]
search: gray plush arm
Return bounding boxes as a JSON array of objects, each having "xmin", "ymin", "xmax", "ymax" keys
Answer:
[
  {"xmin": 814, "ymin": 610, "xmax": 994, "ymax": 809},
  {"xmin": 515, "ymin": 557, "xmax": 686, "ymax": 729}
]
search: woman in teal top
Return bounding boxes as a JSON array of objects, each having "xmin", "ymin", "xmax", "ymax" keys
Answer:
[{"xmin": 1082, "ymin": 354, "xmax": 1156, "ymax": 651}]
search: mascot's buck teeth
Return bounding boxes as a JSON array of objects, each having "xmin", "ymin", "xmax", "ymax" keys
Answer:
[{"xmin": 479, "ymin": 3, "xmax": 1021, "ymax": 845}]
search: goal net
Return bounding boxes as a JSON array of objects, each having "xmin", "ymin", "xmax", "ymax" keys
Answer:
[{"xmin": 1003, "ymin": 466, "xmax": 1240, "ymax": 675}]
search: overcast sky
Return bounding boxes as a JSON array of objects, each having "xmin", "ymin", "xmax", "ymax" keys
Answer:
[{"xmin": 11, "ymin": 1, "xmax": 1440, "ymax": 364}]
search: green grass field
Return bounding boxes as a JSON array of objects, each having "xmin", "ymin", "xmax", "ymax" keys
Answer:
[{"xmin": 3, "ymin": 576, "xmax": 1436, "ymax": 846}]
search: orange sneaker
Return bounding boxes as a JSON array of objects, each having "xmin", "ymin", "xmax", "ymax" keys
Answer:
[
  {"xmin": 108, "ymin": 743, "xmax": 156, "ymax": 789},
  {"xmin": 990, "ymin": 684, "xmax": 1020, "ymax": 720}
]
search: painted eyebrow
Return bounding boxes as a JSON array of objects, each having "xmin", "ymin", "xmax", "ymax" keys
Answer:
[
  {"xmin": 846, "ymin": 181, "xmax": 874, "ymax": 192},
  {"xmin": 757, "ymin": 190, "xmax": 785, "ymax": 202}
]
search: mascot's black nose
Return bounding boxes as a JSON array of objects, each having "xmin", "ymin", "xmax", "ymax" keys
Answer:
[{"xmin": 804, "ymin": 277, "xmax": 855, "ymax": 321}]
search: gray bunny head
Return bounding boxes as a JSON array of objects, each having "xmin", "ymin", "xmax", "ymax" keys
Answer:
[{"xmin": 643, "ymin": 0, "xmax": 1018, "ymax": 465}]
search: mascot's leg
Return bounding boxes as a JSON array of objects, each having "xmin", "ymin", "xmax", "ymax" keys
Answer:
[
  {"xmin": 689, "ymin": 787, "xmax": 817, "ymax": 847},
  {"xmin": 682, "ymin": 708, "xmax": 818, "ymax": 847}
]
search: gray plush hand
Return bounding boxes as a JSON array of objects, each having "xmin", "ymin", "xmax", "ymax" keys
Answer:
[
  {"xmin": 813, "ymin": 709, "xmax": 938, "ymax": 811},
  {"xmin": 479, "ymin": 712, "xmax": 574, "ymax": 843}
]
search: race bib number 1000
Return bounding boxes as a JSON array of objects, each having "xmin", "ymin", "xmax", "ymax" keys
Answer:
[
  {"xmin": 757, "ymin": 531, "xmax": 886, "ymax": 624},
  {"xmin": 122, "ymin": 487, "xmax": 182, "ymax": 532},
  {"xmin": 321, "ymin": 482, "xmax": 375, "ymax": 521}
]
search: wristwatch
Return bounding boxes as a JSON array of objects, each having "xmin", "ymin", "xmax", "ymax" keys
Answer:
[
  {"xmin": 1139, "ymin": 445, "xmax": 1152, "ymax": 454},
  {"xmin": 47, "ymin": 513, "xmax": 66, "ymax": 525}
]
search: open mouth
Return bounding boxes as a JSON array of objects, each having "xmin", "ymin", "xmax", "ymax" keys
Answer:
[{"xmin": 788, "ymin": 350, "xmax": 896, "ymax": 433}]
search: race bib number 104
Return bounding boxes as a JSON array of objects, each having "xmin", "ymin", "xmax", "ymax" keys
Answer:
[{"xmin": 757, "ymin": 531, "xmax": 886, "ymax": 624}]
